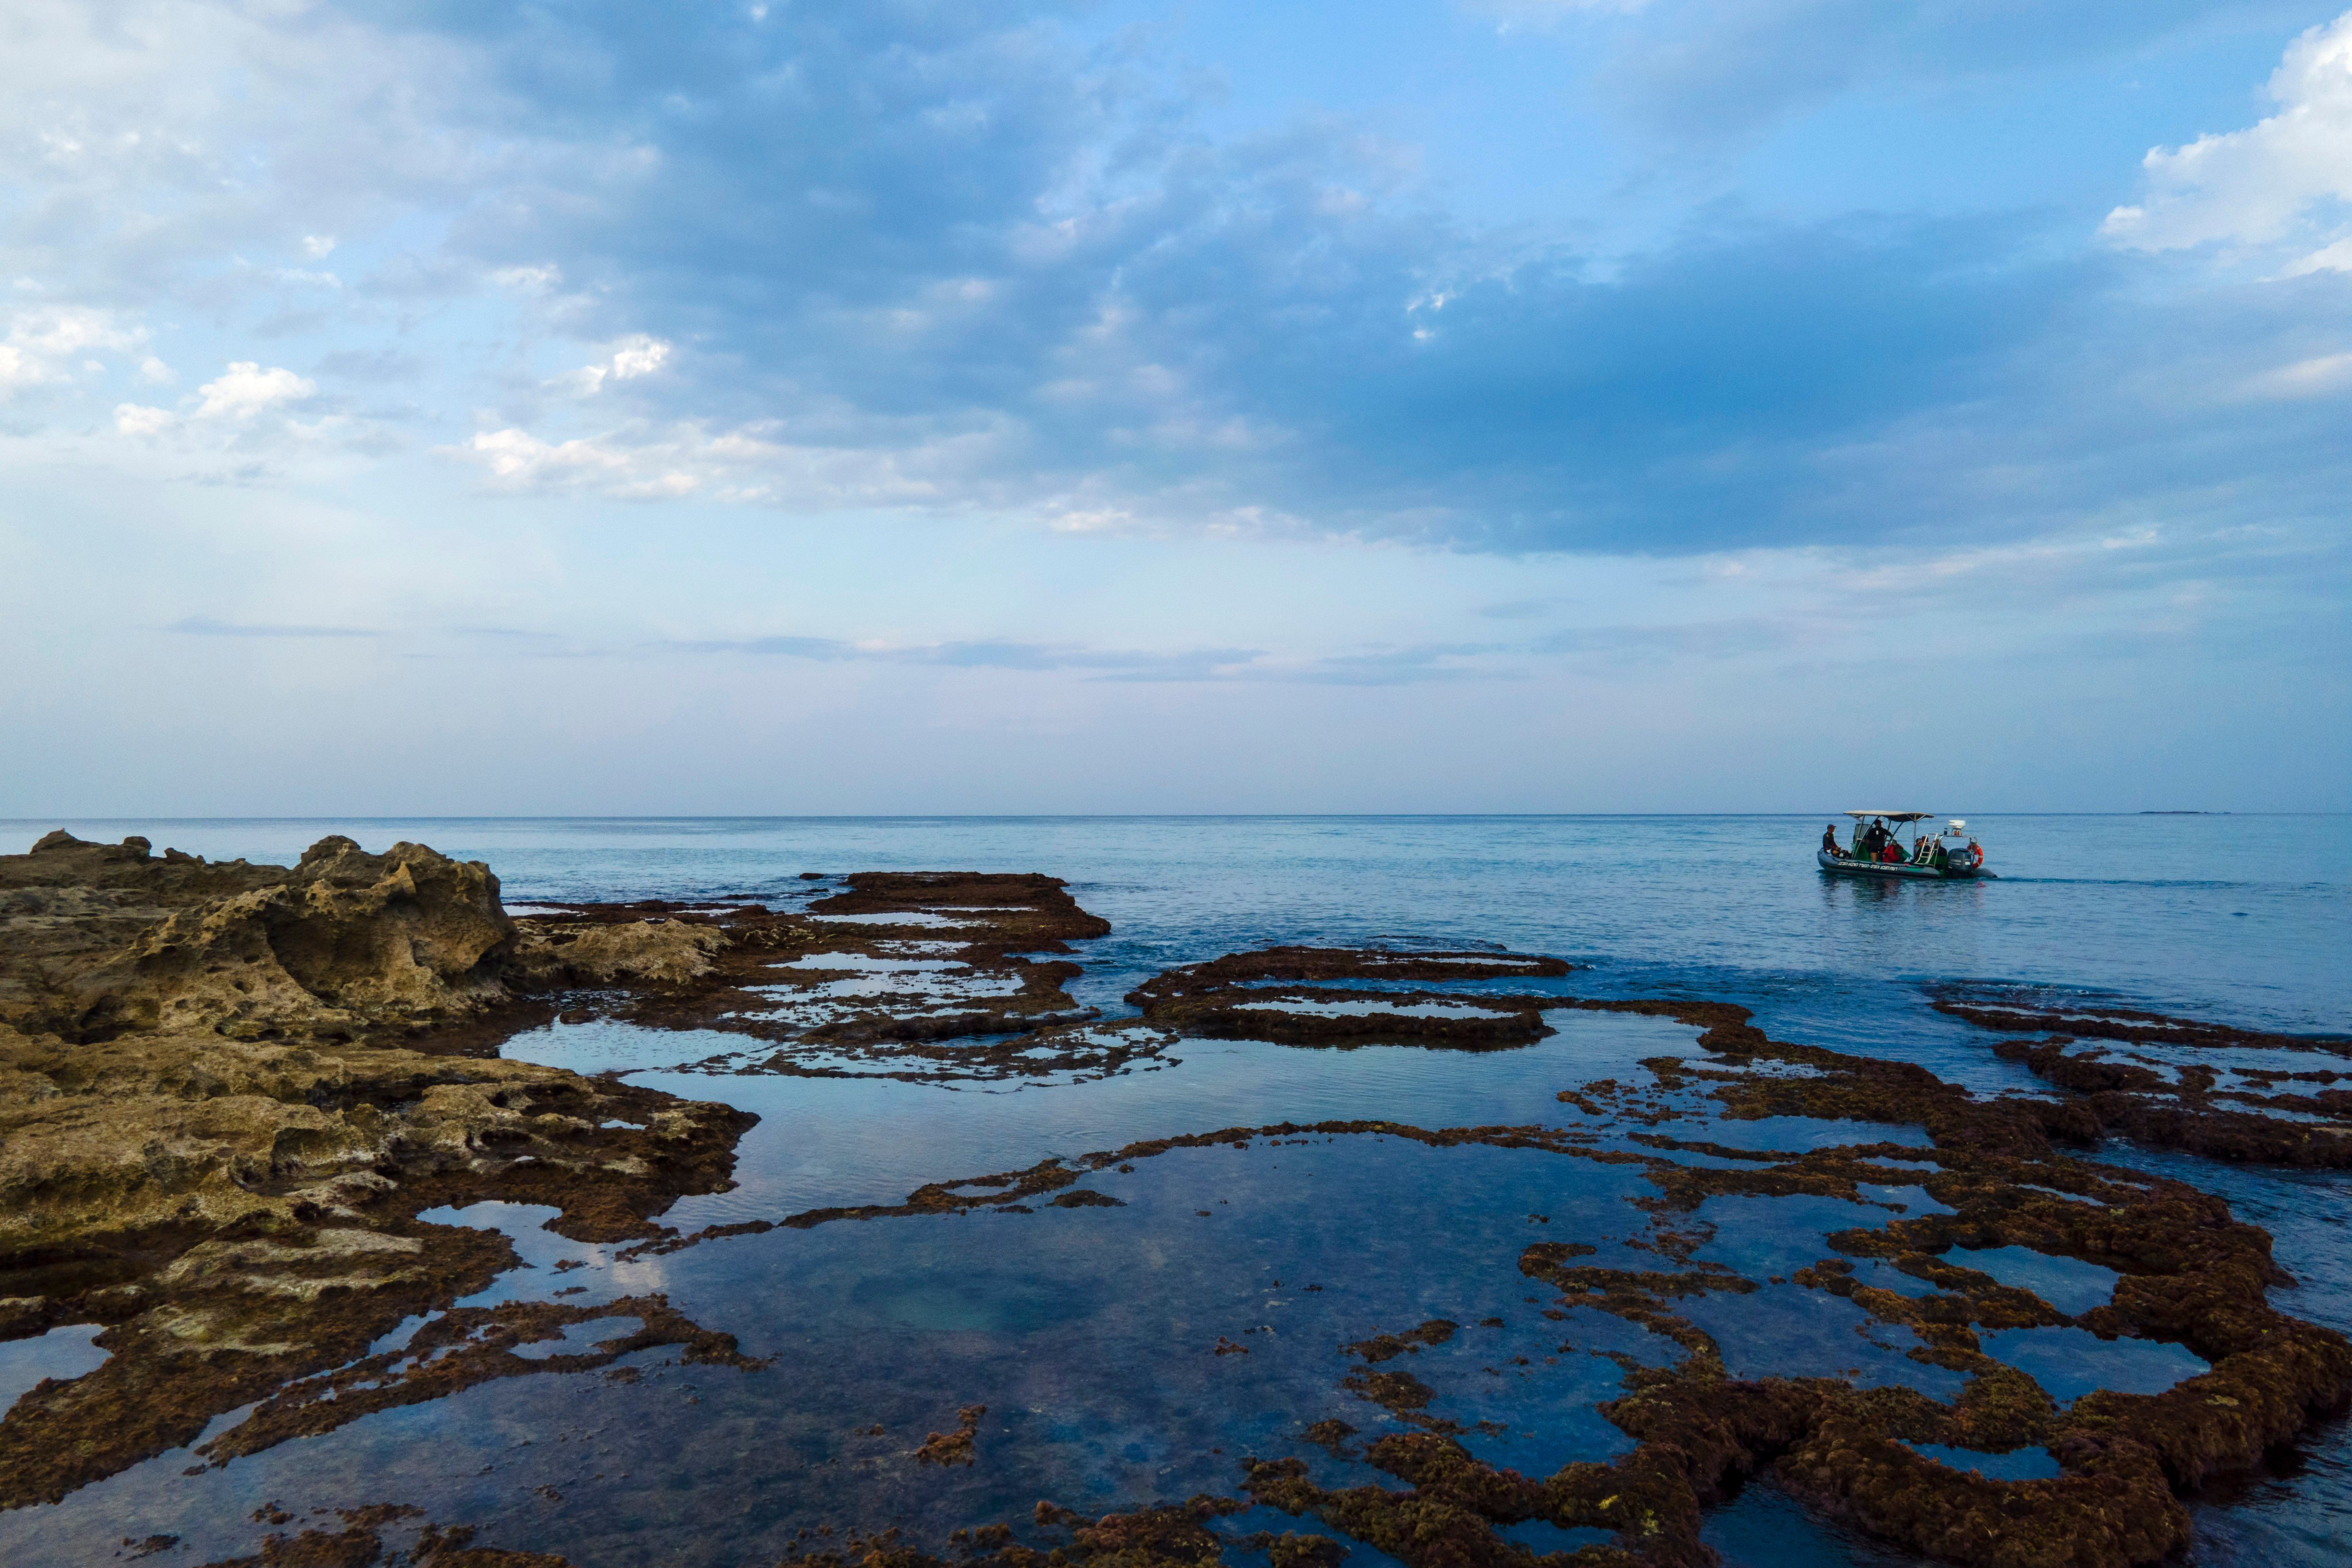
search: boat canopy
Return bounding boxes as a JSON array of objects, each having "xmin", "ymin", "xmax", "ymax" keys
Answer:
[{"xmin": 1843, "ymin": 810, "xmax": 1933, "ymax": 821}]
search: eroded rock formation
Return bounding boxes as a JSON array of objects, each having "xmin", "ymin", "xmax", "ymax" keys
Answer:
[{"xmin": 0, "ymin": 832, "xmax": 756, "ymax": 1507}]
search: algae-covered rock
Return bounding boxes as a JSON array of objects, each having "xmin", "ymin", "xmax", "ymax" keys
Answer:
[
  {"xmin": 500, "ymin": 916, "xmax": 723, "ymax": 987},
  {"xmin": 0, "ymin": 831, "xmax": 756, "ymax": 1508},
  {"xmin": 29, "ymin": 834, "xmax": 513, "ymax": 1042}
]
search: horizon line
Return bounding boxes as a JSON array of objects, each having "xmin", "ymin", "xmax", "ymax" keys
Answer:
[{"xmin": 5, "ymin": 811, "xmax": 2334, "ymax": 824}]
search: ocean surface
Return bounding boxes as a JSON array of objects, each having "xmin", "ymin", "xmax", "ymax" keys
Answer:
[{"xmin": 2, "ymin": 815, "xmax": 2346, "ymax": 1567}]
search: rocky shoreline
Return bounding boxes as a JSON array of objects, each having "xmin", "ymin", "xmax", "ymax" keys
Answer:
[
  {"xmin": 3, "ymin": 833, "xmax": 2347, "ymax": 1568},
  {"xmin": 0, "ymin": 832, "xmax": 763, "ymax": 1512}
]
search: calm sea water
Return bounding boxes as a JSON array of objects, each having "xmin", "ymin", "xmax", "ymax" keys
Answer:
[
  {"xmin": 8, "ymin": 814, "xmax": 2345, "ymax": 1030},
  {"xmin": 3, "ymin": 816, "xmax": 2345, "ymax": 1567}
]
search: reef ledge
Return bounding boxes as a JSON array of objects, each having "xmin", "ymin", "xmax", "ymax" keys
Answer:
[{"xmin": 0, "ymin": 831, "xmax": 759, "ymax": 1509}]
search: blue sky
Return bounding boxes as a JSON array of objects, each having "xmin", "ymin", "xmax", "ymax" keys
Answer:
[{"xmin": 2, "ymin": 0, "xmax": 2347, "ymax": 813}]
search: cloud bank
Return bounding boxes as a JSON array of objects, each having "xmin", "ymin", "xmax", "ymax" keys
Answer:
[
  {"xmin": 0, "ymin": 0, "xmax": 2335, "ymax": 558},
  {"xmin": 0, "ymin": 0, "xmax": 2343, "ymax": 811}
]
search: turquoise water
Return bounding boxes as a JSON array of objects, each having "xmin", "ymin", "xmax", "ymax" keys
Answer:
[{"xmin": 1, "ymin": 815, "xmax": 2345, "ymax": 1567}]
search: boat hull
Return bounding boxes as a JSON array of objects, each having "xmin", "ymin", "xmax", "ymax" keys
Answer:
[{"xmin": 1817, "ymin": 850, "xmax": 1991, "ymax": 880}]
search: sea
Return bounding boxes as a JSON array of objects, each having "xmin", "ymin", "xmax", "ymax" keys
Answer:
[{"xmin": 0, "ymin": 814, "xmax": 2345, "ymax": 1567}]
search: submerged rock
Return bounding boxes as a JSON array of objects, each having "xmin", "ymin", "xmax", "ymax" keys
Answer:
[
  {"xmin": 1934, "ymin": 987, "xmax": 2352, "ymax": 1168},
  {"xmin": 1128, "ymin": 945, "xmax": 1572, "ymax": 1049}
]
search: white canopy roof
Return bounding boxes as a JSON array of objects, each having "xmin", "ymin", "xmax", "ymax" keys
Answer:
[{"xmin": 1843, "ymin": 810, "xmax": 1932, "ymax": 821}]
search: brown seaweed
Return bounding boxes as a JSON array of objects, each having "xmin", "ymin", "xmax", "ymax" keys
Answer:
[
  {"xmin": 1126, "ymin": 945, "xmax": 1572, "ymax": 1050},
  {"xmin": 1932, "ymin": 988, "xmax": 2352, "ymax": 1168}
]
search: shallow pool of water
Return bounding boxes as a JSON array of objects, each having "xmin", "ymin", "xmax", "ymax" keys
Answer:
[{"xmin": 0, "ymin": 1325, "xmax": 109, "ymax": 1418}]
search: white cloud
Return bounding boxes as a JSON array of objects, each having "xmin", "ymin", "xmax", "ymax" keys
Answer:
[
  {"xmin": 2239, "ymin": 350, "xmax": 2352, "ymax": 400},
  {"xmin": 0, "ymin": 306, "xmax": 142, "ymax": 395},
  {"xmin": 492, "ymin": 265, "xmax": 563, "ymax": 291},
  {"xmin": 609, "ymin": 336, "xmax": 670, "ymax": 380},
  {"xmin": 1472, "ymin": 0, "xmax": 1652, "ymax": 22},
  {"xmin": 0, "ymin": 0, "xmax": 506, "ymax": 284},
  {"xmin": 2103, "ymin": 12, "xmax": 2352, "ymax": 267},
  {"xmin": 114, "ymin": 402, "xmax": 176, "ymax": 437},
  {"xmin": 458, "ymin": 427, "xmax": 633, "ymax": 484},
  {"xmin": 441, "ymin": 412, "xmax": 1019, "ymax": 508},
  {"xmin": 193, "ymin": 361, "xmax": 315, "ymax": 420},
  {"xmin": 551, "ymin": 335, "xmax": 674, "ymax": 396},
  {"xmin": 2282, "ymin": 236, "xmax": 2352, "ymax": 276}
]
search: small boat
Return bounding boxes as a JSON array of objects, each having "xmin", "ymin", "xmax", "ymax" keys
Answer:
[{"xmin": 1817, "ymin": 811, "xmax": 1993, "ymax": 879}]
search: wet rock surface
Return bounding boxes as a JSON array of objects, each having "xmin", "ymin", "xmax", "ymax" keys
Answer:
[
  {"xmin": 1129, "ymin": 946, "xmax": 1572, "ymax": 1049},
  {"xmin": 514, "ymin": 871, "xmax": 1149, "ymax": 1083},
  {"xmin": 4, "ymin": 843, "xmax": 2347, "ymax": 1568},
  {"xmin": 192, "ymin": 1503, "xmax": 574, "ymax": 1566},
  {"xmin": 0, "ymin": 833, "xmax": 755, "ymax": 1508},
  {"xmin": 1934, "ymin": 988, "xmax": 2352, "ymax": 1168}
]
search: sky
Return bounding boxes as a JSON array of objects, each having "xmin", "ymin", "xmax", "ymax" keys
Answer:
[{"xmin": 2, "ymin": 0, "xmax": 2347, "ymax": 814}]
